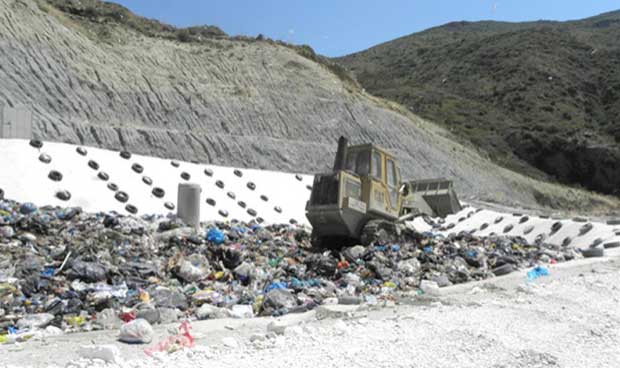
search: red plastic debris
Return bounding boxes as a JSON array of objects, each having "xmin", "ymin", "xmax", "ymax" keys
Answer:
[
  {"xmin": 144, "ymin": 321, "xmax": 194, "ymax": 356},
  {"xmin": 120, "ymin": 311, "xmax": 136, "ymax": 323}
]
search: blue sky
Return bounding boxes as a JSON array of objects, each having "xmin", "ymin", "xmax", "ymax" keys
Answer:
[{"xmin": 113, "ymin": 0, "xmax": 620, "ymax": 57}]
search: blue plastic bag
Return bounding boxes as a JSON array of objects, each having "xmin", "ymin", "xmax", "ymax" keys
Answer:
[
  {"xmin": 265, "ymin": 281, "xmax": 287, "ymax": 293},
  {"xmin": 527, "ymin": 266, "xmax": 549, "ymax": 281},
  {"xmin": 206, "ymin": 228, "xmax": 225, "ymax": 245}
]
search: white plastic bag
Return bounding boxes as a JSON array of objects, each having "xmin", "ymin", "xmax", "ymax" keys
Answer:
[{"xmin": 118, "ymin": 318, "xmax": 154, "ymax": 344}]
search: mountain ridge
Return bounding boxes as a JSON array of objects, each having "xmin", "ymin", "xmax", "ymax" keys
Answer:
[{"xmin": 337, "ymin": 10, "xmax": 620, "ymax": 196}]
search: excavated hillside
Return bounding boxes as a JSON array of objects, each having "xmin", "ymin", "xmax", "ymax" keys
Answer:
[{"xmin": 0, "ymin": 0, "xmax": 616, "ymax": 211}]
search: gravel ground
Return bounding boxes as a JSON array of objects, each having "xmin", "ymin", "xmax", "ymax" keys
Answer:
[{"xmin": 3, "ymin": 253, "xmax": 620, "ymax": 368}]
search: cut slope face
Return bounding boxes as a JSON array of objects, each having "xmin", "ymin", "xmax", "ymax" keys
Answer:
[
  {"xmin": 337, "ymin": 12, "xmax": 620, "ymax": 196},
  {"xmin": 0, "ymin": 0, "xmax": 616, "ymax": 211}
]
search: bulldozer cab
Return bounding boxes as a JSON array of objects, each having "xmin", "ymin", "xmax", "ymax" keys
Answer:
[
  {"xmin": 306, "ymin": 137, "xmax": 402, "ymax": 243},
  {"xmin": 344, "ymin": 144, "xmax": 402, "ymax": 218}
]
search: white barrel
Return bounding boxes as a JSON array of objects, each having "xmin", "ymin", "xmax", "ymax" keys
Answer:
[{"xmin": 177, "ymin": 183, "xmax": 201, "ymax": 228}]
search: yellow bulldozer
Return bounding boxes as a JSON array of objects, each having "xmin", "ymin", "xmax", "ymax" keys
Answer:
[{"xmin": 305, "ymin": 137, "xmax": 461, "ymax": 247}]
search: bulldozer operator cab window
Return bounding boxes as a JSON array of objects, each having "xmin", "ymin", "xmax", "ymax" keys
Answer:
[
  {"xmin": 387, "ymin": 158, "xmax": 399, "ymax": 208},
  {"xmin": 387, "ymin": 159, "xmax": 397, "ymax": 187},
  {"xmin": 371, "ymin": 151, "xmax": 382, "ymax": 180},
  {"xmin": 346, "ymin": 150, "xmax": 370, "ymax": 176}
]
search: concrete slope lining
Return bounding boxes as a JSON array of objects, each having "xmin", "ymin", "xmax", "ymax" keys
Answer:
[{"xmin": 0, "ymin": 139, "xmax": 312, "ymax": 225}]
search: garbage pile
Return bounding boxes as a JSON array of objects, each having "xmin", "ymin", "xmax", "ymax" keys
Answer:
[{"xmin": 0, "ymin": 198, "xmax": 580, "ymax": 341}]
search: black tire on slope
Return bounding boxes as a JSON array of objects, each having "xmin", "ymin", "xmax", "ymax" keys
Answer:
[
  {"xmin": 152, "ymin": 187, "xmax": 165, "ymax": 198},
  {"xmin": 604, "ymin": 242, "xmax": 620, "ymax": 249},
  {"xmin": 48, "ymin": 170, "xmax": 63, "ymax": 182},
  {"xmin": 38, "ymin": 153, "xmax": 52, "ymax": 164},
  {"xmin": 98, "ymin": 172, "xmax": 109, "ymax": 181},
  {"xmin": 56, "ymin": 190, "xmax": 71, "ymax": 201},
  {"xmin": 582, "ymin": 247, "xmax": 604, "ymax": 258},
  {"xmin": 114, "ymin": 191, "xmax": 129, "ymax": 203},
  {"xmin": 164, "ymin": 202, "xmax": 175, "ymax": 210},
  {"xmin": 88, "ymin": 160, "xmax": 99, "ymax": 170},
  {"xmin": 132, "ymin": 163, "xmax": 144, "ymax": 174},
  {"xmin": 125, "ymin": 204, "xmax": 138, "ymax": 215},
  {"xmin": 29, "ymin": 139, "xmax": 43, "ymax": 149}
]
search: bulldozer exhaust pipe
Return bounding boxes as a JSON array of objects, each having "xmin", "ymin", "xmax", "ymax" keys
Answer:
[{"xmin": 333, "ymin": 136, "xmax": 348, "ymax": 172}]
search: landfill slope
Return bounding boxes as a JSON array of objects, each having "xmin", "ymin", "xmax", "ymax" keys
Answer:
[
  {"xmin": 0, "ymin": 193, "xmax": 603, "ymax": 355},
  {"xmin": 0, "ymin": 0, "xmax": 616, "ymax": 211}
]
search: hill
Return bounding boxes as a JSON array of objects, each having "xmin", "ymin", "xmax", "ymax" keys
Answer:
[
  {"xmin": 337, "ymin": 11, "xmax": 620, "ymax": 196},
  {"xmin": 0, "ymin": 0, "xmax": 617, "ymax": 211}
]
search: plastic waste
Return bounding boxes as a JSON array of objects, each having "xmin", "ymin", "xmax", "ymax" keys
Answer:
[
  {"xmin": 0, "ymin": 196, "xmax": 588, "ymax": 343},
  {"xmin": 145, "ymin": 321, "xmax": 194, "ymax": 356},
  {"xmin": 419, "ymin": 280, "xmax": 441, "ymax": 295},
  {"xmin": 265, "ymin": 281, "xmax": 287, "ymax": 293},
  {"xmin": 19, "ymin": 202, "xmax": 37, "ymax": 215},
  {"xmin": 177, "ymin": 254, "xmax": 210, "ymax": 282},
  {"xmin": 206, "ymin": 228, "xmax": 225, "ymax": 244},
  {"xmin": 196, "ymin": 304, "xmax": 230, "ymax": 320},
  {"xmin": 231, "ymin": 304, "xmax": 254, "ymax": 318},
  {"xmin": 527, "ymin": 266, "xmax": 550, "ymax": 281},
  {"xmin": 118, "ymin": 319, "xmax": 154, "ymax": 344},
  {"xmin": 16, "ymin": 313, "xmax": 54, "ymax": 330},
  {"xmin": 262, "ymin": 289, "xmax": 297, "ymax": 312}
]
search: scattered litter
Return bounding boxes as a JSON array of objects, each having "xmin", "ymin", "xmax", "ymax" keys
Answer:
[
  {"xmin": 527, "ymin": 266, "xmax": 550, "ymax": 281},
  {"xmin": 118, "ymin": 318, "xmax": 154, "ymax": 344},
  {"xmin": 145, "ymin": 321, "xmax": 194, "ymax": 356}
]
